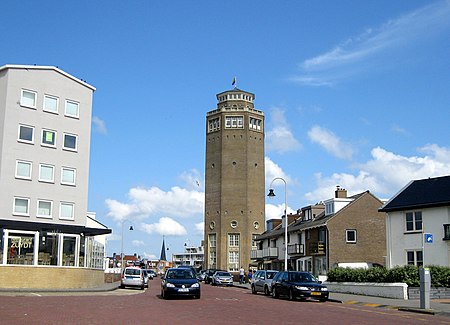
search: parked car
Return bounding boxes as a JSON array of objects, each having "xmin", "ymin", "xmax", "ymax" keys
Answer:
[
  {"xmin": 198, "ymin": 270, "xmax": 206, "ymax": 281},
  {"xmin": 120, "ymin": 266, "xmax": 145, "ymax": 290},
  {"xmin": 161, "ymin": 267, "xmax": 201, "ymax": 299},
  {"xmin": 204, "ymin": 268, "xmax": 220, "ymax": 284},
  {"xmin": 251, "ymin": 270, "xmax": 278, "ymax": 295},
  {"xmin": 147, "ymin": 270, "xmax": 157, "ymax": 279},
  {"xmin": 271, "ymin": 271, "xmax": 329, "ymax": 302},
  {"xmin": 211, "ymin": 271, "xmax": 233, "ymax": 286}
]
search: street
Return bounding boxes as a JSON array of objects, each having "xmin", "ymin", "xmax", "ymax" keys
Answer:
[{"xmin": 0, "ymin": 279, "xmax": 448, "ymax": 325}]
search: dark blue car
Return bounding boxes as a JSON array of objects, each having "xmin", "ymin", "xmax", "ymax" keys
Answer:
[
  {"xmin": 161, "ymin": 267, "xmax": 201, "ymax": 299},
  {"xmin": 271, "ymin": 271, "xmax": 329, "ymax": 302}
]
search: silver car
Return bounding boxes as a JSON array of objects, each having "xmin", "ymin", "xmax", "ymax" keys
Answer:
[
  {"xmin": 211, "ymin": 271, "xmax": 233, "ymax": 286},
  {"xmin": 251, "ymin": 270, "xmax": 278, "ymax": 295},
  {"xmin": 120, "ymin": 267, "xmax": 145, "ymax": 290}
]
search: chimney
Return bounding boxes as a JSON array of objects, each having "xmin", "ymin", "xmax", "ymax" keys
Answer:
[{"xmin": 335, "ymin": 185, "xmax": 347, "ymax": 198}]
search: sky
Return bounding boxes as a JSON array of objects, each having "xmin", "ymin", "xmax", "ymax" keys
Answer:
[{"xmin": 2, "ymin": 1, "xmax": 450, "ymax": 260}]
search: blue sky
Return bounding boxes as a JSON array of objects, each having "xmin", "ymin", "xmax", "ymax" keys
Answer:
[{"xmin": 3, "ymin": 1, "xmax": 450, "ymax": 260}]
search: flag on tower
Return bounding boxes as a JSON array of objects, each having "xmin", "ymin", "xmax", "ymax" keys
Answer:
[{"xmin": 232, "ymin": 76, "xmax": 236, "ymax": 86}]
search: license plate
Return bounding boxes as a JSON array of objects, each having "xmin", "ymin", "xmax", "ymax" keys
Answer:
[
  {"xmin": 178, "ymin": 288, "xmax": 189, "ymax": 292},
  {"xmin": 311, "ymin": 292, "xmax": 321, "ymax": 296}
]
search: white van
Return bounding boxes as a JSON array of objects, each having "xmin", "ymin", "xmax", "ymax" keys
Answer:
[{"xmin": 120, "ymin": 267, "xmax": 145, "ymax": 290}]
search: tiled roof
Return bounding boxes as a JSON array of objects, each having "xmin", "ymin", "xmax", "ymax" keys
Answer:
[{"xmin": 380, "ymin": 175, "xmax": 450, "ymax": 212}]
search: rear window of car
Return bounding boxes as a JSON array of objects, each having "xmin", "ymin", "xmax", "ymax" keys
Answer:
[
  {"xmin": 216, "ymin": 272, "xmax": 231, "ymax": 276},
  {"xmin": 125, "ymin": 268, "xmax": 141, "ymax": 276},
  {"xmin": 266, "ymin": 271, "xmax": 277, "ymax": 279}
]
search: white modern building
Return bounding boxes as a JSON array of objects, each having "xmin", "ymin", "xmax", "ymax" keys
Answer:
[
  {"xmin": 0, "ymin": 65, "xmax": 110, "ymax": 279},
  {"xmin": 380, "ymin": 175, "xmax": 450, "ymax": 268},
  {"xmin": 172, "ymin": 244, "xmax": 204, "ymax": 270}
]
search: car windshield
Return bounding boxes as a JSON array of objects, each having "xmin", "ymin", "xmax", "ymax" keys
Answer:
[
  {"xmin": 216, "ymin": 272, "xmax": 230, "ymax": 277},
  {"xmin": 266, "ymin": 271, "xmax": 277, "ymax": 279},
  {"xmin": 166, "ymin": 269, "xmax": 196, "ymax": 279},
  {"xmin": 290, "ymin": 272, "xmax": 316, "ymax": 283}
]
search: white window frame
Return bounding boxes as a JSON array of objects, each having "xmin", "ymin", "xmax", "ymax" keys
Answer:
[
  {"xmin": 18, "ymin": 124, "xmax": 35, "ymax": 144},
  {"xmin": 60, "ymin": 202, "xmax": 75, "ymax": 220},
  {"xmin": 43, "ymin": 94, "xmax": 59, "ymax": 114},
  {"xmin": 37, "ymin": 200, "xmax": 53, "ymax": 219},
  {"xmin": 39, "ymin": 164, "xmax": 55, "ymax": 183},
  {"xmin": 405, "ymin": 211, "xmax": 423, "ymax": 232},
  {"xmin": 13, "ymin": 197, "xmax": 30, "ymax": 216},
  {"xmin": 346, "ymin": 229, "xmax": 357, "ymax": 243},
  {"xmin": 15, "ymin": 160, "xmax": 32, "ymax": 180},
  {"xmin": 61, "ymin": 167, "xmax": 76, "ymax": 185},
  {"xmin": 65, "ymin": 100, "xmax": 79, "ymax": 118},
  {"xmin": 63, "ymin": 133, "xmax": 78, "ymax": 151},
  {"xmin": 228, "ymin": 233, "xmax": 240, "ymax": 247},
  {"xmin": 406, "ymin": 250, "xmax": 423, "ymax": 267},
  {"xmin": 20, "ymin": 89, "xmax": 37, "ymax": 109},
  {"xmin": 41, "ymin": 129, "xmax": 56, "ymax": 147}
]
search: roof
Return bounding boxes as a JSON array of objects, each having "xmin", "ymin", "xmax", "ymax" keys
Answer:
[
  {"xmin": 380, "ymin": 175, "xmax": 450, "ymax": 212},
  {"xmin": 0, "ymin": 64, "xmax": 96, "ymax": 91}
]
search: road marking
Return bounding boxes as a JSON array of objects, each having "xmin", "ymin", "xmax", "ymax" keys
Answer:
[{"xmin": 30, "ymin": 293, "xmax": 41, "ymax": 297}]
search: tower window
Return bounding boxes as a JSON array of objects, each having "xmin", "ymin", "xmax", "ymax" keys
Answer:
[
  {"xmin": 249, "ymin": 117, "xmax": 262, "ymax": 131},
  {"xmin": 225, "ymin": 116, "xmax": 243, "ymax": 128},
  {"xmin": 208, "ymin": 117, "xmax": 220, "ymax": 133}
]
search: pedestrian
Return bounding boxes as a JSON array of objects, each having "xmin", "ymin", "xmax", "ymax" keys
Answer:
[
  {"xmin": 248, "ymin": 269, "xmax": 253, "ymax": 284},
  {"xmin": 239, "ymin": 266, "xmax": 245, "ymax": 284}
]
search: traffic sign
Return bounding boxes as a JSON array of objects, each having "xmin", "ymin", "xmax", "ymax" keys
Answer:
[{"xmin": 425, "ymin": 233, "xmax": 433, "ymax": 243}]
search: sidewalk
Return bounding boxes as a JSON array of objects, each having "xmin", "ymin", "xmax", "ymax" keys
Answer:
[{"xmin": 232, "ymin": 281, "xmax": 450, "ymax": 317}]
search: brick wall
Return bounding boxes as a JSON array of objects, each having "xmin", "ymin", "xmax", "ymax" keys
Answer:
[{"xmin": 0, "ymin": 266, "xmax": 105, "ymax": 289}]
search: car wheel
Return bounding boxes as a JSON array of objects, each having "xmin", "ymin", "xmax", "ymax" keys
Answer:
[
  {"xmin": 288, "ymin": 288, "xmax": 294, "ymax": 301},
  {"xmin": 120, "ymin": 284, "xmax": 125, "ymax": 289},
  {"xmin": 264, "ymin": 286, "xmax": 270, "ymax": 296},
  {"xmin": 251, "ymin": 285, "xmax": 257, "ymax": 294},
  {"xmin": 141, "ymin": 285, "xmax": 144, "ymax": 290},
  {"xmin": 319, "ymin": 298, "xmax": 328, "ymax": 302},
  {"xmin": 272, "ymin": 287, "xmax": 279, "ymax": 299}
]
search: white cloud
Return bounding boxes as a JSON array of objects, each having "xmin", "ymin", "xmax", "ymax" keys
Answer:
[
  {"xmin": 179, "ymin": 169, "xmax": 203, "ymax": 190},
  {"xmin": 195, "ymin": 222, "xmax": 204, "ymax": 234},
  {"xmin": 266, "ymin": 108, "xmax": 301, "ymax": 153},
  {"xmin": 132, "ymin": 240, "xmax": 145, "ymax": 247},
  {"xmin": 308, "ymin": 125, "xmax": 354, "ymax": 160},
  {"xmin": 305, "ymin": 144, "xmax": 450, "ymax": 202},
  {"xmin": 265, "ymin": 203, "xmax": 297, "ymax": 221},
  {"xmin": 265, "ymin": 156, "xmax": 293, "ymax": 189},
  {"xmin": 92, "ymin": 116, "xmax": 107, "ymax": 134},
  {"xmin": 142, "ymin": 217, "xmax": 187, "ymax": 236},
  {"xmin": 105, "ymin": 186, "xmax": 204, "ymax": 223},
  {"xmin": 142, "ymin": 252, "xmax": 158, "ymax": 259},
  {"xmin": 292, "ymin": 1, "xmax": 450, "ymax": 86}
]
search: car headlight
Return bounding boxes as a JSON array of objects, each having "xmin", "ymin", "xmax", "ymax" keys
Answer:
[
  {"xmin": 166, "ymin": 283, "xmax": 175, "ymax": 288},
  {"xmin": 321, "ymin": 287, "xmax": 328, "ymax": 291},
  {"xmin": 294, "ymin": 286, "xmax": 309, "ymax": 291},
  {"xmin": 191, "ymin": 283, "xmax": 200, "ymax": 288}
]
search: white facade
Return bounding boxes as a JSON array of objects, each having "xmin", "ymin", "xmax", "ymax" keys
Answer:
[
  {"xmin": 0, "ymin": 65, "xmax": 110, "ymax": 268},
  {"xmin": 386, "ymin": 206, "xmax": 450, "ymax": 267}
]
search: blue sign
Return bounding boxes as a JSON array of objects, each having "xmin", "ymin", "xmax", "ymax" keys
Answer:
[{"xmin": 425, "ymin": 233, "xmax": 433, "ymax": 243}]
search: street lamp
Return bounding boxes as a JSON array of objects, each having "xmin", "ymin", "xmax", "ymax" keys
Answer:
[
  {"xmin": 267, "ymin": 177, "xmax": 288, "ymax": 271},
  {"xmin": 120, "ymin": 221, "xmax": 133, "ymax": 270}
]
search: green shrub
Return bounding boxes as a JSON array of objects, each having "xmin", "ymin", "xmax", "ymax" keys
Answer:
[{"xmin": 327, "ymin": 265, "xmax": 450, "ymax": 287}]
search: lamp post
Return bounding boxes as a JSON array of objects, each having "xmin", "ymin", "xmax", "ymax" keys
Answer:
[
  {"xmin": 267, "ymin": 177, "xmax": 288, "ymax": 271},
  {"xmin": 120, "ymin": 220, "xmax": 133, "ymax": 270}
]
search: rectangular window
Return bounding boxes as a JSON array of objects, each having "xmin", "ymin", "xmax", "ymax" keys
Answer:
[
  {"xmin": 225, "ymin": 116, "xmax": 244, "ymax": 129},
  {"xmin": 63, "ymin": 133, "xmax": 77, "ymax": 151},
  {"xmin": 65, "ymin": 100, "xmax": 79, "ymax": 118},
  {"xmin": 39, "ymin": 164, "xmax": 54, "ymax": 183},
  {"xmin": 209, "ymin": 234, "xmax": 216, "ymax": 248},
  {"xmin": 21, "ymin": 89, "xmax": 37, "ymax": 108},
  {"xmin": 229, "ymin": 233, "xmax": 240, "ymax": 247},
  {"xmin": 13, "ymin": 197, "xmax": 30, "ymax": 216},
  {"xmin": 42, "ymin": 129, "xmax": 56, "ymax": 147},
  {"xmin": 249, "ymin": 117, "xmax": 262, "ymax": 131},
  {"xmin": 208, "ymin": 117, "xmax": 220, "ymax": 133},
  {"xmin": 16, "ymin": 160, "xmax": 32, "ymax": 179},
  {"xmin": 405, "ymin": 211, "xmax": 422, "ymax": 232},
  {"xmin": 37, "ymin": 200, "xmax": 52, "ymax": 218},
  {"xmin": 407, "ymin": 250, "xmax": 423, "ymax": 267},
  {"xmin": 229, "ymin": 251, "xmax": 239, "ymax": 264},
  {"xmin": 61, "ymin": 167, "xmax": 76, "ymax": 185},
  {"xmin": 346, "ymin": 229, "xmax": 357, "ymax": 243},
  {"xmin": 18, "ymin": 124, "xmax": 34, "ymax": 143},
  {"xmin": 60, "ymin": 202, "xmax": 75, "ymax": 220},
  {"xmin": 43, "ymin": 95, "xmax": 59, "ymax": 113}
]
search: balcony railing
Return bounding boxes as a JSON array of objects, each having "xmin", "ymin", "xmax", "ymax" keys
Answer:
[
  {"xmin": 444, "ymin": 224, "xmax": 450, "ymax": 240},
  {"xmin": 262, "ymin": 247, "xmax": 278, "ymax": 258},
  {"xmin": 308, "ymin": 241, "xmax": 325, "ymax": 255},
  {"xmin": 287, "ymin": 243, "xmax": 304, "ymax": 255},
  {"xmin": 251, "ymin": 249, "xmax": 263, "ymax": 259}
]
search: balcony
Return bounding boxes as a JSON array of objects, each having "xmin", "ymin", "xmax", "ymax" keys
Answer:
[
  {"xmin": 287, "ymin": 243, "xmax": 304, "ymax": 255},
  {"xmin": 262, "ymin": 247, "xmax": 278, "ymax": 258},
  {"xmin": 308, "ymin": 241, "xmax": 325, "ymax": 255},
  {"xmin": 251, "ymin": 249, "xmax": 263, "ymax": 260},
  {"xmin": 444, "ymin": 224, "xmax": 450, "ymax": 240}
]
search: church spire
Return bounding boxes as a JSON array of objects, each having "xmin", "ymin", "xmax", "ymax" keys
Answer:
[{"xmin": 160, "ymin": 237, "xmax": 167, "ymax": 261}]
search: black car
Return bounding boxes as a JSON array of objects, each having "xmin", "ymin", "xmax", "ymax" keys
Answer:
[
  {"xmin": 161, "ymin": 267, "xmax": 201, "ymax": 299},
  {"xmin": 204, "ymin": 268, "xmax": 220, "ymax": 284},
  {"xmin": 271, "ymin": 271, "xmax": 329, "ymax": 302}
]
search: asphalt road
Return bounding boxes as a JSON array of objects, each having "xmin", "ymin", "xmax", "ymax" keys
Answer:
[{"xmin": 0, "ymin": 279, "xmax": 448, "ymax": 324}]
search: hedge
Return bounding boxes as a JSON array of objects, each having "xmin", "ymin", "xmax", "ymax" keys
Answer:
[{"xmin": 327, "ymin": 265, "xmax": 450, "ymax": 287}]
